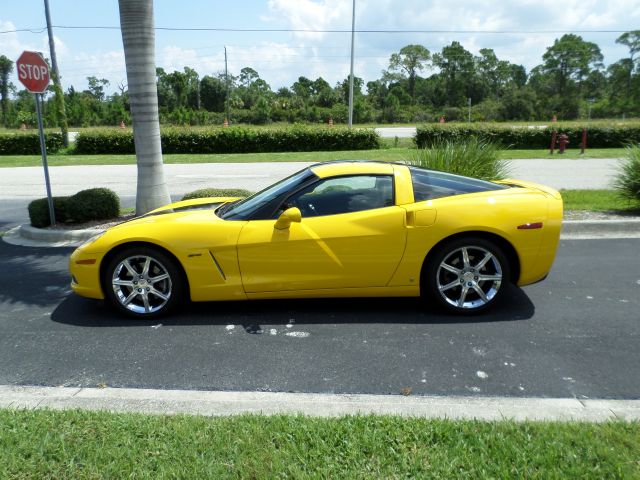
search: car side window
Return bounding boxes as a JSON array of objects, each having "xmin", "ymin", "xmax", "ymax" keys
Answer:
[
  {"xmin": 410, "ymin": 167, "xmax": 508, "ymax": 201},
  {"xmin": 285, "ymin": 175, "xmax": 394, "ymax": 217}
]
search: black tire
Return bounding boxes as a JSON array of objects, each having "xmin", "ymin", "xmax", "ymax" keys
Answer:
[
  {"xmin": 103, "ymin": 245, "xmax": 184, "ymax": 319},
  {"xmin": 423, "ymin": 236, "xmax": 510, "ymax": 315}
]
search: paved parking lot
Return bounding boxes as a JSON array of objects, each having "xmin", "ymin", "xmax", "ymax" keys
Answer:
[{"xmin": 1, "ymin": 237, "xmax": 638, "ymax": 399}]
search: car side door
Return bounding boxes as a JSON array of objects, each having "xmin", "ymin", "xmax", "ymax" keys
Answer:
[{"xmin": 236, "ymin": 174, "xmax": 408, "ymax": 293}]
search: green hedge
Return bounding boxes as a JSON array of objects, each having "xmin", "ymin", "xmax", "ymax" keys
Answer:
[
  {"xmin": 28, "ymin": 188, "xmax": 120, "ymax": 228},
  {"xmin": 0, "ymin": 132, "xmax": 64, "ymax": 155},
  {"xmin": 74, "ymin": 127, "xmax": 380, "ymax": 154},
  {"xmin": 415, "ymin": 122, "xmax": 640, "ymax": 149},
  {"xmin": 181, "ymin": 188, "xmax": 253, "ymax": 201},
  {"xmin": 28, "ymin": 196, "xmax": 72, "ymax": 228}
]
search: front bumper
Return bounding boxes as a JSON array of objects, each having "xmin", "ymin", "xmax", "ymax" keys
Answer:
[{"xmin": 69, "ymin": 248, "xmax": 104, "ymax": 300}]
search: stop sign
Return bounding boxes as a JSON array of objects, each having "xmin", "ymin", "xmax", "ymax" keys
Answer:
[{"xmin": 16, "ymin": 51, "xmax": 50, "ymax": 93}]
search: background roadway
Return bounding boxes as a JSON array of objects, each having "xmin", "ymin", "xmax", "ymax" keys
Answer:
[{"xmin": 0, "ymin": 158, "xmax": 623, "ymax": 229}]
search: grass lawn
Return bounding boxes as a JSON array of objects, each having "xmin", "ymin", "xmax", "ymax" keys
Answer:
[
  {"xmin": 1, "ymin": 409, "xmax": 638, "ymax": 478},
  {"xmin": 0, "ymin": 147, "xmax": 625, "ymax": 168},
  {"xmin": 561, "ymin": 189, "xmax": 640, "ymax": 212}
]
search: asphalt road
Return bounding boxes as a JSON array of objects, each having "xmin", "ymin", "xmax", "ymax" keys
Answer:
[{"xmin": 0, "ymin": 238, "xmax": 638, "ymax": 399}]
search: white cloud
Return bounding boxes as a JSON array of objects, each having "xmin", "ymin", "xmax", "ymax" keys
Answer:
[
  {"xmin": 3, "ymin": 0, "xmax": 640, "ymax": 94},
  {"xmin": 267, "ymin": 0, "xmax": 350, "ymax": 39}
]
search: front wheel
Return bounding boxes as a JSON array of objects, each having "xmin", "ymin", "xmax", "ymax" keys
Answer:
[
  {"xmin": 103, "ymin": 246, "xmax": 184, "ymax": 318},
  {"xmin": 423, "ymin": 237, "xmax": 510, "ymax": 315}
]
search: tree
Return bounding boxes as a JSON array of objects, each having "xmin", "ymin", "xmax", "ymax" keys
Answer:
[
  {"xmin": 0, "ymin": 55, "xmax": 14, "ymax": 127},
  {"xmin": 200, "ymin": 75, "xmax": 226, "ymax": 112},
  {"xmin": 239, "ymin": 67, "xmax": 259, "ymax": 88},
  {"xmin": 539, "ymin": 34, "xmax": 603, "ymax": 94},
  {"xmin": 86, "ymin": 76, "xmax": 110, "ymax": 101},
  {"xmin": 616, "ymin": 30, "xmax": 640, "ymax": 65},
  {"xmin": 338, "ymin": 76, "xmax": 363, "ymax": 104},
  {"xmin": 475, "ymin": 48, "xmax": 525, "ymax": 97},
  {"xmin": 292, "ymin": 76, "xmax": 314, "ymax": 102},
  {"xmin": 118, "ymin": 0, "xmax": 170, "ymax": 214},
  {"xmin": 616, "ymin": 30, "xmax": 640, "ymax": 101},
  {"xmin": 433, "ymin": 42, "xmax": 477, "ymax": 106},
  {"xmin": 183, "ymin": 67, "xmax": 200, "ymax": 109},
  {"xmin": 386, "ymin": 44, "xmax": 431, "ymax": 101}
]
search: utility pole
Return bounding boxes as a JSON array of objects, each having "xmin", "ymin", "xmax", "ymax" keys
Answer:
[
  {"xmin": 224, "ymin": 46, "xmax": 230, "ymax": 124},
  {"xmin": 348, "ymin": 0, "xmax": 356, "ymax": 128},
  {"xmin": 44, "ymin": 0, "xmax": 69, "ymax": 146}
]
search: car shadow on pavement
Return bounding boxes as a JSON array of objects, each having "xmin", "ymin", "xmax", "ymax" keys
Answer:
[{"xmin": 51, "ymin": 284, "xmax": 534, "ymax": 327}]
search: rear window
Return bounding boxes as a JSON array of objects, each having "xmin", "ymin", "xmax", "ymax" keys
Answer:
[{"xmin": 409, "ymin": 167, "xmax": 507, "ymax": 201}]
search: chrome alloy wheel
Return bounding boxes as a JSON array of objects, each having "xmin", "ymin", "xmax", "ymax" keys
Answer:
[
  {"xmin": 436, "ymin": 246, "xmax": 503, "ymax": 310},
  {"xmin": 111, "ymin": 255, "xmax": 172, "ymax": 314}
]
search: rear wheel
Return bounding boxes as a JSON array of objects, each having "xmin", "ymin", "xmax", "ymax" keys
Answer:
[
  {"xmin": 103, "ymin": 246, "xmax": 184, "ymax": 318},
  {"xmin": 424, "ymin": 237, "xmax": 510, "ymax": 314}
]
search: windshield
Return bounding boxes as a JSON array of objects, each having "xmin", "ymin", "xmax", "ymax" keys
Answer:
[{"xmin": 219, "ymin": 168, "xmax": 315, "ymax": 220}]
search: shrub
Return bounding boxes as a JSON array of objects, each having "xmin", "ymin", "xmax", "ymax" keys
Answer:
[
  {"xmin": 74, "ymin": 130, "xmax": 135, "ymax": 154},
  {"xmin": 28, "ymin": 188, "xmax": 120, "ymax": 227},
  {"xmin": 0, "ymin": 132, "xmax": 64, "ymax": 155},
  {"xmin": 181, "ymin": 188, "xmax": 253, "ymax": 201},
  {"xmin": 28, "ymin": 196, "xmax": 72, "ymax": 228},
  {"xmin": 613, "ymin": 145, "xmax": 640, "ymax": 203},
  {"xmin": 73, "ymin": 126, "xmax": 380, "ymax": 155},
  {"xmin": 65, "ymin": 188, "xmax": 120, "ymax": 223},
  {"xmin": 405, "ymin": 138, "xmax": 509, "ymax": 181},
  {"xmin": 415, "ymin": 122, "xmax": 640, "ymax": 149}
]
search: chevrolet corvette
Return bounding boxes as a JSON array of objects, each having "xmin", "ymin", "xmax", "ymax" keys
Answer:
[{"xmin": 70, "ymin": 161, "xmax": 563, "ymax": 318}]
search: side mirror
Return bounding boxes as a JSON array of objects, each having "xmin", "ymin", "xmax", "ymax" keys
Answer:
[{"xmin": 274, "ymin": 207, "xmax": 302, "ymax": 230}]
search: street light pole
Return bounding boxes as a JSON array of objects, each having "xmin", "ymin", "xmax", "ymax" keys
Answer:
[
  {"xmin": 44, "ymin": 0, "xmax": 69, "ymax": 146},
  {"xmin": 348, "ymin": 0, "xmax": 356, "ymax": 128},
  {"xmin": 225, "ymin": 46, "xmax": 230, "ymax": 124}
]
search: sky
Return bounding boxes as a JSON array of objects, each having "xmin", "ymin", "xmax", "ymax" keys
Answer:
[{"xmin": 1, "ymin": 0, "xmax": 639, "ymax": 95}]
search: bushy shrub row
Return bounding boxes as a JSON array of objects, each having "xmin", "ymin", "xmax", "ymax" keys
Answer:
[
  {"xmin": 0, "ymin": 132, "xmax": 64, "ymax": 155},
  {"xmin": 181, "ymin": 188, "xmax": 253, "ymax": 201},
  {"xmin": 406, "ymin": 139, "xmax": 509, "ymax": 181},
  {"xmin": 28, "ymin": 188, "xmax": 120, "ymax": 228},
  {"xmin": 74, "ymin": 126, "xmax": 380, "ymax": 154},
  {"xmin": 415, "ymin": 122, "xmax": 640, "ymax": 149},
  {"xmin": 614, "ymin": 145, "xmax": 640, "ymax": 203}
]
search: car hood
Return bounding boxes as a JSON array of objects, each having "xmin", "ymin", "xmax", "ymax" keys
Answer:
[
  {"xmin": 112, "ymin": 196, "xmax": 242, "ymax": 227},
  {"xmin": 78, "ymin": 197, "xmax": 243, "ymax": 254},
  {"xmin": 146, "ymin": 196, "xmax": 242, "ymax": 215}
]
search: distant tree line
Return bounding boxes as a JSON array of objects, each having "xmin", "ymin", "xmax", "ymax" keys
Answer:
[{"xmin": 1, "ymin": 31, "xmax": 639, "ymax": 129}]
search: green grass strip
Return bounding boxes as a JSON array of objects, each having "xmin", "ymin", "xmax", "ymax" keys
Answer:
[
  {"xmin": 0, "ymin": 148, "xmax": 626, "ymax": 168},
  {"xmin": 0, "ymin": 409, "xmax": 638, "ymax": 479},
  {"xmin": 561, "ymin": 189, "xmax": 640, "ymax": 212}
]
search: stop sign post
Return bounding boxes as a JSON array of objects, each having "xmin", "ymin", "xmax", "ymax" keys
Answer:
[{"xmin": 16, "ymin": 51, "xmax": 55, "ymax": 226}]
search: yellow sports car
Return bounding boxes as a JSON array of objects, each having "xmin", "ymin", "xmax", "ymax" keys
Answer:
[{"xmin": 70, "ymin": 161, "xmax": 562, "ymax": 318}]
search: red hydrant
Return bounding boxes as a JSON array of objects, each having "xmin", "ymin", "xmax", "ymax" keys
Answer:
[{"xmin": 557, "ymin": 133, "xmax": 569, "ymax": 154}]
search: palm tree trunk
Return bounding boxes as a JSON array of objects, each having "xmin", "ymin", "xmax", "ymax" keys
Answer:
[{"xmin": 118, "ymin": 0, "xmax": 171, "ymax": 214}]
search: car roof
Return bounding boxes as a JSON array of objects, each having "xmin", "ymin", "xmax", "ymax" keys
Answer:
[{"xmin": 310, "ymin": 160, "xmax": 396, "ymax": 178}]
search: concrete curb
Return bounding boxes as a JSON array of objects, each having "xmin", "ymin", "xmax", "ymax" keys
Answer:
[
  {"xmin": 0, "ymin": 385, "xmax": 638, "ymax": 421},
  {"xmin": 562, "ymin": 219, "xmax": 640, "ymax": 237},
  {"xmin": 4, "ymin": 218, "xmax": 640, "ymax": 248},
  {"xmin": 3, "ymin": 224, "xmax": 101, "ymax": 247}
]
